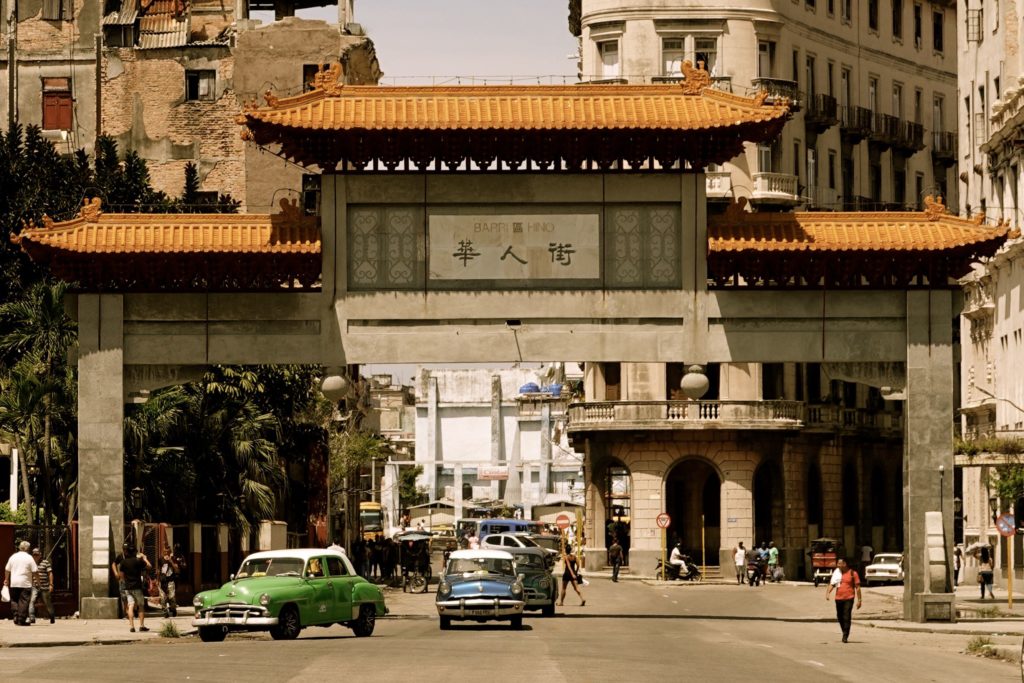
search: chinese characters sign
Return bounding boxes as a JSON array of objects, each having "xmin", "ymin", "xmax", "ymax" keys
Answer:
[{"xmin": 429, "ymin": 214, "xmax": 600, "ymax": 280}]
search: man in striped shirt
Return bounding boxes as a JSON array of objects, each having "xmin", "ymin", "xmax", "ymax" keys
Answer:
[{"xmin": 29, "ymin": 548, "xmax": 54, "ymax": 624}]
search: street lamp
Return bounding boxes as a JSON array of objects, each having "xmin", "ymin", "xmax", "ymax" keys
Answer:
[
  {"xmin": 130, "ymin": 486, "xmax": 144, "ymax": 520},
  {"xmin": 990, "ymin": 494, "xmax": 999, "ymax": 523}
]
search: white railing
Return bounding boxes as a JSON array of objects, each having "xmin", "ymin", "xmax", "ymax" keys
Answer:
[
  {"xmin": 567, "ymin": 400, "xmax": 805, "ymax": 430},
  {"xmin": 805, "ymin": 405, "xmax": 903, "ymax": 433},
  {"xmin": 705, "ymin": 172, "xmax": 733, "ymax": 198},
  {"xmin": 752, "ymin": 172, "xmax": 799, "ymax": 200}
]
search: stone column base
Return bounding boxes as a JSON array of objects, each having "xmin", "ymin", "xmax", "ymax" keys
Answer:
[
  {"xmin": 81, "ymin": 597, "xmax": 119, "ymax": 619},
  {"xmin": 910, "ymin": 592, "xmax": 956, "ymax": 623}
]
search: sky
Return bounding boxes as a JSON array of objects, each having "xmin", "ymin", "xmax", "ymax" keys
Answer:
[{"xmin": 295, "ymin": 0, "xmax": 580, "ymax": 84}]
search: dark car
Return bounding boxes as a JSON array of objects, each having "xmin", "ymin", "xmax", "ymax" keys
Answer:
[
  {"xmin": 508, "ymin": 547, "xmax": 558, "ymax": 616},
  {"xmin": 435, "ymin": 549, "xmax": 525, "ymax": 630}
]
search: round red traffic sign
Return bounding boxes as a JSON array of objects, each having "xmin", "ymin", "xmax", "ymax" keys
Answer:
[
  {"xmin": 656, "ymin": 512, "xmax": 671, "ymax": 529},
  {"xmin": 997, "ymin": 512, "xmax": 1016, "ymax": 537},
  {"xmin": 555, "ymin": 513, "xmax": 572, "ymax": 530}
]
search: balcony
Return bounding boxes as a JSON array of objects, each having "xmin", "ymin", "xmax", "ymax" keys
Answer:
[
  {"xmin": 932, "ymin": 131, "xmax": 957, "ymax": 166},
  {"xmin": 566, "ymin": 400, "xmax": 805, "ymax": 433},
  {"xmin": 893, "ymin": 120, "xmax": 925, "ymax": 155},
  {"xmin": 804, "ymin": 94, "xmax": 839, "ymax": 133},
  {"xmin": 869, "ymin": 112, "xmax": 900, "ymax": 149},
  {"xmin": 804, "ymin": 405, "xmax": 903, "ymax": 435},
  {"xmin": 705, "ymin": 171, "xmax": 733, "ymax": 201},
  {"xmin": 840, "ymin": 105, "xmax": 872, "ymax": 142},
  {"xmin": 751, "ymin": 172, "xmax": 800, "ymax": 205},
  {"xmin": 751, "ymin": 77, "xmax": 801, "ymax": 111}
]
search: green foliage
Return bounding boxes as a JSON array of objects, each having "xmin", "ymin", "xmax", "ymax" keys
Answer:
[
  {"xmin": 159, "ymin": 620, "xmax": 181, "ymax": 638},
  {"xmin": 0, "ymin": 502, "xmax": 31, "ymax": 524},
  {"xmin": 399, "ymin": 465, "xmax": 427, "ymax": 508},
  {"xmin": 965, "ymin": 636, "xmax": 999, "ymax": 657},
  {"xmin": 955, "ymin": 437, "xmax": 1024, "ymax": 456},
  {"xmin": 328, "ymin": 430, "xmax": 392, "ymax": 491}
]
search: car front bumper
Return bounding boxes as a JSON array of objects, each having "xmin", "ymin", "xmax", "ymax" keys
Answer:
[
  {"xmin": 436, "ymin": 597, "xmax": 525, "ymax": 619},
  {"xmin": 193, "ymin": 603, "xmax": 278, "ymax": 628}
]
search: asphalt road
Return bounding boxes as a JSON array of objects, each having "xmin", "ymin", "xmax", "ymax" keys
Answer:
[{"xmin": 0, "ymin": 579, "xmax": 1017, "ymax": 682}]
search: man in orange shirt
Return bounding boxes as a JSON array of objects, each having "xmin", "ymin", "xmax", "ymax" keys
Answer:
[{"xmin": 825, "ymin": 557, "xmax": 862, "ymax": 643}]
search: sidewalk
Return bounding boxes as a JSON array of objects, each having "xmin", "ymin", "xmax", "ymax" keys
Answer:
[{"xmin": 4, "ymin": 577, "xmax": 1024, "ymax": 647}]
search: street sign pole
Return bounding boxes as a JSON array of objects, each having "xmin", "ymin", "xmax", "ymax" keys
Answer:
[
  {"xmin": 662, "ymin": 527, "xmax": 667, "ymax": 581},
  {"xmin": 997, "ymin": 512, "xmax": 1016, "ymax": 609},
  {"xmin": 701, "ymin": 514, "xmax": 706, "ymax": 576}
]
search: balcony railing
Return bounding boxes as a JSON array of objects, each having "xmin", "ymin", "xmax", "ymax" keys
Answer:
[
  {"xmin": 751, "ymin": 172, "xmax": 799, "ymax": 204},
  {"xmin": 751, "ymin": 77, "xmax": 801, "ymax": 110},
  {"xmin": 870, "ymin": 112, "xmax": 901, "ymax": 147},
  {"xmin": 893, "ymin": 120, "xmax": 925, "ymax": 154},
  {"xmin": 566, "ymin": 400, "xmax": 805, "ymax": 431},
  {"xmin": 840, "ymin": 105, "xmax": 873, "ymax": 142},
  {"xmin": 804, "ymin": 405, "xmax": 903, "ymax": 433},
  {"xmin": 932, "ymin": 130, "xmax": 956, "ymax": 165},
  {"xmin": 805, "ymin": 93, "xmax": 839, "ymax": 132},
  {"xmin": 705, "ymin": 171, "xmax": 733, "ymax": 199}
]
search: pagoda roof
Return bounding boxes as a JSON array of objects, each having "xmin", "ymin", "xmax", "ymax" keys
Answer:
[
  {"xmin": 707, "ymin": 197, "xmax": 1014, "ymax": 288},
  {"xmin": 11, "ymin": 198, "xmax": 321, "ymax": 292},
  {"xmin": 236, "ymin": 62, "xmax": 790, "ymax": 172}
]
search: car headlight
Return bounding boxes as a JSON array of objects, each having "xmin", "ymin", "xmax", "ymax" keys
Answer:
[
  {"xmin": 193, "ymin": 595, "xmax": 204, "ymax": 608},
  {"xmin": 511, "ymin": 582, "xmax": 523, "ymax": 596},
  {"xmin": 438, "ymin": 581, "xmax": 451, "ymax": 597},
  {"xmin": 259, "ymin": 593, "xmax": 271, "ymax": 606}
]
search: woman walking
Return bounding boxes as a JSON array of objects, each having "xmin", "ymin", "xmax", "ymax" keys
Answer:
[
  {"xmin": 825, "ymin": 557, "xmax": 862, "ymax": 643},
  {"xmin": 979, "ymin": 546, "xmax": 996, "ymax": 599},
  {"xmin": 558, "ymin": 548, "xmax": 586, "ymax": 606}
]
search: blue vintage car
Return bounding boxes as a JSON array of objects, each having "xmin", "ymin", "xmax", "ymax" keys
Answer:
[{"xmin": 436, "ymin": 549, "xmax": 525, "ymax": 630}]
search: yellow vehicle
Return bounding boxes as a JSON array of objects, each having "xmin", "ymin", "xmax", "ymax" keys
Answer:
[{"xmin": 359, "ymin": 501, "xmax": 384, "ymax": 541}]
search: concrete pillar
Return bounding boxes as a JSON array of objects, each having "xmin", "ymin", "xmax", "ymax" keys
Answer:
[
  {"xmin": 454, "ymin": 463, "xmax": 464, "ymax": 520},
  {"xmin": 820, "ymin": 441, "xmax": 842, "ymax": 537},
  {"xmin": 540, "ymin": 404, "xmax": 551, "ymax": 496},
  {"xmin": 77, "ymin": 294, "xmax": 124, "ymax": 619},
  {"xmin": 719, "ymin": 456, "xmax": 755, "ymax": 568},
  {"xmin": 719, "ymin": 363, "xmax": 762, "ymax": 400},
  {"xmin": 218, "ymin": 524, "xmax": 230, "ymax": 583},
  {"xmin": 782, "ymin": 442, "xmax": 808, "ymax": 580},
  {"xmin": 189, "ymin": 522, "xmax": 202, "ymax": 592},
  {"xmin": 624, "ymin": 362, "xmax": 664, "ymax": 400},
  {"xmin": 490, "ymin": 375, "xmax": 502, "ymax": 500},
  {"xmin": 259, "ymin": 520, "xmax": 286, "ymax": 550},
  {"xmin": 904, "ymin": 290, "xmax": 955, "ymax": 622},
  {"xmin": 426, "ymin": 375, "xmax": 438, "ymax": 499}
]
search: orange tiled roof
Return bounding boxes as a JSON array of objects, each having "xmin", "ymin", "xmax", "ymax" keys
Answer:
[
  {"xmin": 12, "ymin": 198, "xmax": 320, "ymax": 255},
  {"xmin": 241, "ymin": 82, "xmax": 789, "ymax": 133},
  {"xmin": 709, "ymin": 197, "xmax": 1011, "ymax": 253}
]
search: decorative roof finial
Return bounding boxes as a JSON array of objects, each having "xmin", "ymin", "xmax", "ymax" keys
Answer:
[
  {"xmin": 80, "ymin": 197, "xmax": 103, "ymax": 222},
  {"xmin": 923, "ymin": 195, "xmax": 947, "ymax": 221},
  {"xmin": 681, "ymin": 60, "xmax": 711, "ymax": 95},
  {"xmin": 311, "ymin": 63, "xmax": 344, "ymax": 96}
]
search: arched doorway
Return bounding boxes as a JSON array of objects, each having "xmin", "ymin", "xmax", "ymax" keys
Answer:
[
  {"xmin": 604, "ymin": 460, "xmax": 632, "ymax": 565},
  {"xmin": 753, "ymin": 458, "xmax": 784, "ymax": 546},
  {"xmin": 806, "ymin": 460, "xmax": 824, "ymax": 539},
  {"xmin": 842, "ymin": 462, "xmax": 859, "ymax": 553},
  {"xmin": 666, "ymin": 459, "xmax": 721, "ymax": 565}
]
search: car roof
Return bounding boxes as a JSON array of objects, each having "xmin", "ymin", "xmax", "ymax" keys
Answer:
[
  {"xmin": 873, "ymin": 553, "xmax": 903, "ymax": 559},
  {"xmin": 449, "ymin": 549, "xmax": 515, "ymax": 561},
  {"xmin": 243, "ymin": 549, "xmax": 346, "ymax": 562}
]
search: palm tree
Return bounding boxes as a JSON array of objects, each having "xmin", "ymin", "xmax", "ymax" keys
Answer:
[{"xmin": 0, "ymin": 356, "xmax": 46, "ymax": 515}]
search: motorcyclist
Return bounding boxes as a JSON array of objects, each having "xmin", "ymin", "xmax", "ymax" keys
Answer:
[{"xmin": 669, "ymin": 543, "xmax": 689, "ymax": 578}]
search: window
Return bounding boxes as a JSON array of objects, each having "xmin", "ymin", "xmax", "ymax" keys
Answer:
[
  {"xmin": 828, "ymin": 150, "xmax": 837, "ymax": 189},
  {"xmin": 806, "ymin": 56, "xmax": 816, "ymax": 98},
  {"xmin": 932, "ymin": 10, "xmax": 943, "ymax": 51},
  {"xmin": 933, "ymin": 95, "xmax": 944, "ymax": 132},
  {"xmin": 806, "ymin": 0, "xmax": 816, "ymax": 10},
  {"xmin": 828, "ymin": 0, "xmax": 835, "ymax": 14},
  {"xmin": 915, "ymin": 173, "xmax": 924, "ymax": 209},
  {"xmin": 758, "ymin": 143, "xmax": 774, "ymax": 172},
  {"xmin": 913, "ymin": 89, "xmax": 922, "ymax": 123},
  {"xmin": 807, "ymin": 145, "xmax": 818, "ymax": 188},
  {"xmin": 598, "ymin": 40, "xmax": 620, "ymax": 78},
  {"xmin": 840, "ymin": 67, "xmax": 851, "ymax": 107},
  {"xmin": 827, "ymin": 61, "xmax": 835, "ymax": 96},
  {"xmin": 892, "ymin": 84, "xmax": 902, "ymax": 118},
  {"xmin": 41, "ymin": 78, "xmax": 72, "ymax": 131},
  {"xmin": 42, "ymin": 0, "xmax": 71, "ymax": 20},
  {"xmin": 868, "ymin": 77, "xmax": 878, "ymax": 112},
  {"xmin": 794, "ymin": 140, "xmax": 801, "ymax": 179},
  {"xmin": 869, "ymin": 0, "xmax": 879, "ymax": 30},
  {"xmin": 892, "ymin": 0, "xmax": 903, "ymax": 38},
  {"xmin": 842, "ymin": 0, "xmax": 852, "ymax": 21},
  {"xmin": 694, "ymin": 37, "xmax": 717, "ymax": 75},
  {"xmin": 792, "ymin": 49, "xmax": 799, "ymax": 83},
  {"xmin": 758, "ymin": 41, "xmax": 775, "ymax": 78},
  {"xmin": 326, "ymin": 556, "xmax": 347, "ymax": 576},
  {"xmin": 185, "ymin": 70, "xmax": 215, "ymax": 102},
  {"xmin": 913, "ymin": 3, "xmax": 923, "ymax": 47},
  {"xmin": 662, "ymin": 39, "xmax": 684, "ymax": 76}
]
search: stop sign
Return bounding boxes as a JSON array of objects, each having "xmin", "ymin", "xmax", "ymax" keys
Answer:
[{"xmin": 556, "ymin": 513, "xmax": 572, "ymax": 530}]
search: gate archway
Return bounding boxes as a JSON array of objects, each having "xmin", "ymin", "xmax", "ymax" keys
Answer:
[
  {"xmin": 603, "ymin": 460, "xmax": 632, "ymax": 565},
  {"xmin": 753, "ymin": 458, "xmax": 784, "ymax": 547},
  {"xmin": 666, "ymin": 458, "xmax": 721, "ymax": 565}
]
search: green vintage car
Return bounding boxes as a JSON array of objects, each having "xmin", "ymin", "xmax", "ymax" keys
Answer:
[{"xmin": 192, "ymin": 548, "xmax": 387, "ymax": 642}]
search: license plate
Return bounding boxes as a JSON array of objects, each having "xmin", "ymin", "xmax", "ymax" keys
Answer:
[{"xmin": 467, "ymin": 609, "xmax": 492, "ymax": 616}]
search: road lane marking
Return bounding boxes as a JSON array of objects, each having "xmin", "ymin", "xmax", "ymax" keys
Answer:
[{"xmin": 806, "ymin": 660, "xmax": 825, "ymax": 667}]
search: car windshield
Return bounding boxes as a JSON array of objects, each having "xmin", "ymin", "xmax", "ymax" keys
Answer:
[
  {"xmin": 447, "ymin": 557, "xmax": 514, "ymax": 577},
  {"xmin": 235, "ymin": 557, "xmax": 304, "ymax": 578},
  {"xmin": 873, "ymin": 555, "xmax": 901, "ymax": 565},
  {"xmin": 530, "ymin": 536, "xmax": 560, "ymax": 551},
  {"xmin": 511, "ymin": 554, "xmax": 546, "ymax": 570}
]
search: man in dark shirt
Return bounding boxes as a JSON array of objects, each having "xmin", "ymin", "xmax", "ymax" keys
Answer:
[{"xmin": 119, "ymin": 547, "xmax": 151, "ymax": 633}]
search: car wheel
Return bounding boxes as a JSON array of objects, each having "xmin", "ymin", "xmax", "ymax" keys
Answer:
[
  {"xmin": 542, "ymin": 601, "xmax": 555, "ymax": 617},
  {"xmin": 411, "ymin": 575, "xmax": 427, "ymax": 593},
  {"xmin": 351, "ymin": 604, "xmax": 376, "ymax": 637},
  {"xmin": 198, "ymin": 626, "xmax": 227, "ymax": 643},
  {"xmin": 269, "ymin": 605, "xmax": 301, "ymax": 640},
  {"xmin": 510, "ymin": 615, "xmax": 523, "ymax": 630},
  {"xmin": 439, "ymin": 616, "xmax": 451, "ymax": 630}
]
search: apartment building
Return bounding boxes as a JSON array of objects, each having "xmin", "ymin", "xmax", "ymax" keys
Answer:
[
  {"xmin": 569, "ymin": 0, "xmax": 958, "ymax": 211},
  {"xmin": 2, "ymin": 0, "xmax": 378, "ymax": 211}
]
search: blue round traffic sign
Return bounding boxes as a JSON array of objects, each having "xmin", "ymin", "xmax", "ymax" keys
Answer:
[{"xmin": 997, "ymin": 512, "xmax": 1016, "ymax": 537}]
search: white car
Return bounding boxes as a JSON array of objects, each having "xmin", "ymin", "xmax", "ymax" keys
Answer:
[
  {"xmin": 480, "ymin": 533, "xmax": 559, "ymax": 558},
  {"xmin": 863, "ymin": 553, "xmax": 904, "ymax": 585}
]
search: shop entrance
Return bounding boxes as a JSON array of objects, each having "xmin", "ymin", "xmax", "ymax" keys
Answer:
[{"xmin": 666, "ymin": 459, "xmax": 721, "ymax": 565}]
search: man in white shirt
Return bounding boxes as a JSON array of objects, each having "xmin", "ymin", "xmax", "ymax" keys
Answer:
[
  {"xmin": 733, "ymin": 542, "xmax": 747, "ymax": 585},
  {"xmin": 4, "ymin": 541, "xmax": 38, "ymax": 626},
  {"xmin": 669, "ymin": 543, "xmax": 689, "ymax": 578}
]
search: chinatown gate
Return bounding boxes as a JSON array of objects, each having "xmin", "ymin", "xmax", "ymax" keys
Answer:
[{"xmin": 14, "ymin": 64, "xmax": 1009, "ymax": 622}]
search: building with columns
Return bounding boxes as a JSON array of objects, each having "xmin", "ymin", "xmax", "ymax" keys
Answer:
[{"xmin": 568, "ymin": 0, "xmax": 958, "ymax": 212}]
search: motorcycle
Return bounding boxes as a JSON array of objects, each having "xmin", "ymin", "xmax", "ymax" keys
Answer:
[
  {"xmin": 655, "ymin": 557, "xmax": 703, "ymax": 582},
  {"xmin": 747, "ymin": 557, "xmax": 766, "ymax": 586}
]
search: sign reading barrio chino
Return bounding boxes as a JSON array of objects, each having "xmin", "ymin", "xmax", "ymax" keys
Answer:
[{"xmin": 429, "ymin": 213, "xmax": 599, "ymax": 280}]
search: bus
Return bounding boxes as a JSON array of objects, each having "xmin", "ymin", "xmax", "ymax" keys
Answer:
[
  {"xmin": 455, "ymin": 518, "xmax": 545, "ymax": 546},
  {"xmin": 359, "ymin": 501, "xmax": 384, "ymax": 540}
]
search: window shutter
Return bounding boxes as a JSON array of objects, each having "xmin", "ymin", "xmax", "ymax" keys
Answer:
[{"xmin": 42, "ymin": 0, "xmax": 60, "ymax": 20}]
